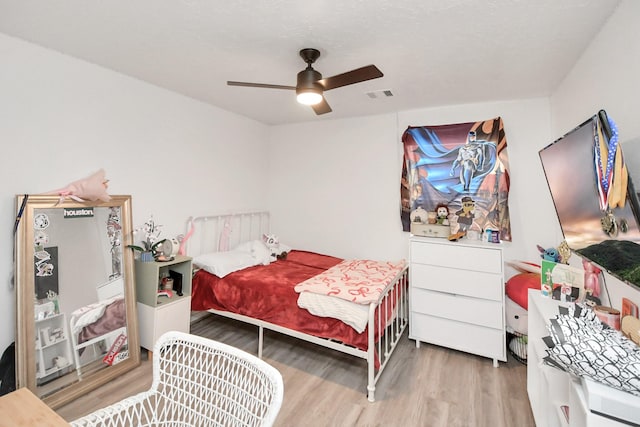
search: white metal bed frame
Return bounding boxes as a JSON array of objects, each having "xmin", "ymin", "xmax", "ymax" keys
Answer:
[
  {"xmin": 185, "ymin": 211, "xmax": 409, "ymax": 402},
  {"xmin": 69, "ymin": 277, "xmax": 127, "ymax": 379}
]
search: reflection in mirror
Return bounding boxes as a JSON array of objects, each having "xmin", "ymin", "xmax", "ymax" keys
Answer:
[{"xmin": 15, "ymin": 195, "xmax": 140, "ymax": 409}]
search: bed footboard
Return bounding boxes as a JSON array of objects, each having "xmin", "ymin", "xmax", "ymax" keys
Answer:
[{"xmin": 366, "ymin": 264, "xmax": 409, "ymax": 402}]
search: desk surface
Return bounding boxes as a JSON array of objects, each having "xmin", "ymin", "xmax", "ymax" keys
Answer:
[{"xmin": 0, "ymin": 388, "xmax": 69, "ymax": 427}]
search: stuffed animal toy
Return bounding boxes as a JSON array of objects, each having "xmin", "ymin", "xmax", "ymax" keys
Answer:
[
  {"xmin": 504, "ymin": 260, "xmax": 541, "ymax": 363},
  {"xmin": 583, "ymin": 259, "xmax": 602, "ymax": 299},
  {"xmin": 504, "ymin": 260, "xmax": 542, "ymax": 335},
  {"xmin": 505, "ymin": 261, "xmax": 542, "ymax": 311},
  {"xmin": 505, "ymin": 271, "xmax": 541, "ymax": 334},
  {"xmin": 536, "ymin": 244, "xmax": 560, "ymax": 263},
  {"xmin": 410, "ymin": 207, "xmax": 429, "ymax": 224},
  {"xmin": 505, "ymin": 295, "xmax": 529, "ymax": 335},
  {"xmin": 435, "ymin": 203, "xmax": 450, "ymax": 225},
  {"xmin": 45, "ymin": 169, "xmax": 111, "ymax": 203},
  {"xmin": 262, "ymin": 233, "xmax": 288, "ymax": 261}
]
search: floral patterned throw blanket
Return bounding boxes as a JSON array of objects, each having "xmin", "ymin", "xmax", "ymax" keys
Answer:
[{"xmin": 294, "ymin": 259, "xmax": 407, "ymax": 304}]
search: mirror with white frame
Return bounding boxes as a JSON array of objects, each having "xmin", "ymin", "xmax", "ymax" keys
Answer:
[{"xmin": 14, "ymin": 194, "xmax": 140, "ymax": 409}]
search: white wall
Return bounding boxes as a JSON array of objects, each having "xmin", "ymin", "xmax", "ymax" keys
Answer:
[
  {"xmin": 0, "ymin": 34, "xmax": 270, "ymax": 352},
  {"xmin": 550, "ymin": 0, "xmax": 640, "ymax": 308},
  {"xmin": 268, "ymin": 114, "xmax": 407, "ymax": 260},
  {"xmin": 551, "ymin": 0, "xmax": 639, "ymax": 139},
  {"xmin": 268, "ymin": 98, "xmax": 557, "ymax": 268}
]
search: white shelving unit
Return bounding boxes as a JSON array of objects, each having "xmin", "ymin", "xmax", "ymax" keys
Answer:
[
  {"xmin": 135, "ymin": 255, "xmax": 192, "ymax": 352},
  {"xmin": 34, "ymin": 313, "xmax": 74, "ymax": 385},
  {"xmin": 409, "ymin": 236, "xmax": 507, "ymax": 367},
  {"xmin": 527, "ymin": 289, "xmax": 637, "ymax": 427}
]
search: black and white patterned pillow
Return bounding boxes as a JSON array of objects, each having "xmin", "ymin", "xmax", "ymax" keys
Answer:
[{"xmin": 542, "ymin": 303, "xmax": 640, "ymax": 396}]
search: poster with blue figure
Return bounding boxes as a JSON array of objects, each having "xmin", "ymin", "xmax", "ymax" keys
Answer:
[{"xmin": 401, "ymin": 117, "xmax": 512, "ymax": 240}]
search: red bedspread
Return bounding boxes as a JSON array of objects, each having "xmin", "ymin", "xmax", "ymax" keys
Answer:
[{"xmin": 192, "ymin": 250, "xmax": 377, "ymax": 350}]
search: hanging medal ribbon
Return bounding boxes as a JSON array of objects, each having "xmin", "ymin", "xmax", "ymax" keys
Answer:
[
  {"xmin": 607, "ymin": 118, "xmax": 628, "ymax": 210},
  {"xmin": 594, "ymin": 116, "xmax": 619, "ymax": 211},
  {"xmin": 593, "ymin": 113, "xmax": 629, "ymax": 237}
]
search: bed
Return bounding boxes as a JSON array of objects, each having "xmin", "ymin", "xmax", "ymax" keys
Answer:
[
  {"xmin": 69, "ymin": 277, "xmax": 128, "ymax": 379},
  {"xmin": 185, "ymin": 211, "xmax": 409, "ymax": 402}
]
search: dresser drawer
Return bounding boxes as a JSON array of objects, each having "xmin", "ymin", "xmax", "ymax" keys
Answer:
[
  {"xmin": 410, "ymin": 312, "xmax": 505, "ymax": 361},
  {"xmin": 410, "ymin": 263, "xmax": 503, "ymax": 301},
  {"xmin": 410, "ymin": 240, "xmax": 502, "ymax": 274},
  {"xmin": 411, "ymin": 288, "xmax": 503, "ymax": 329}
]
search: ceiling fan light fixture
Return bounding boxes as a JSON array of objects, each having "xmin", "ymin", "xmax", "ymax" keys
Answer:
[
  {"xmin": 228, "ymin": 47, "xmax": 382, "ymax": 115},
  {"xmin": 296, "ymin": 88, "xmax": 323, "ymax": 105}
]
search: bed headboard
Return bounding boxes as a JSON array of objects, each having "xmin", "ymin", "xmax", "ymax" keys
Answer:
[{"xmin": 184, "ymin": 211, "xmax": 270, "ymax": 257}]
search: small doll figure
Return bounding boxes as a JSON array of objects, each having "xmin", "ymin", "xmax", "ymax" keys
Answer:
[
  {"xmin": 455, "ymin": 196, "xmax": 475, "ymax": 232},
  {"xmin": 435, "ymin": 203, "xmax": 450, "ymax": 225}
]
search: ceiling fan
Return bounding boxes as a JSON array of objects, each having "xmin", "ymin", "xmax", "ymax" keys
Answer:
[{"xmin": 227, "ymin": 48, "xmax": 383, "ymax": 115}]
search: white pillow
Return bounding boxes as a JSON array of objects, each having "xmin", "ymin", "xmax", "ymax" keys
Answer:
[
  {"xmin": 233, "ymin": 240, "xmax": 272, "ymax": 265},
  {"xmin": 233, "ymin": 240, "xmax": 254, "ymax": 253},
  {"xmin": 193, "ymin": 250, "xmax": 259, "ymax": 278},
  {"xmin": 251, "ymin": 241, "xmax": 273, "ymax": 265}
]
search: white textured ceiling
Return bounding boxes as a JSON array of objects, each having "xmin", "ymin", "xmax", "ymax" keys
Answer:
[{"xmin": 0, "ymin": 0, "xmax": 621, "ymax": 125}]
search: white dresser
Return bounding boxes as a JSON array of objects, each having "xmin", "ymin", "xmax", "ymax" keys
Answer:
[{"xmin": 409, "ymin": 236, "xmax": 507, "ymax": 367}]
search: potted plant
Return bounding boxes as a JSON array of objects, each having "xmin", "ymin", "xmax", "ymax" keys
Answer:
[{"xmin": 128, "ymin": 216, "xmax": 166, "ymax": 262}]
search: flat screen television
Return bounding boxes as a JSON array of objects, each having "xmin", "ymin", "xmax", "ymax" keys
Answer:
[{"xmin": 539, "ymin": 111, "xmax": 640, "ymax": 289}]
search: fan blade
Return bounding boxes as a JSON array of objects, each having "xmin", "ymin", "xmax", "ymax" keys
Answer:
[
  {"xmin": 227, "ymin": 81, "xmax": 296, "ymax": 90},
  {"xmin": 311, "ymin": 97, "xmax": 332, "ymax": 115},
  {"xmin": 318, "ymin": 65, "xmax": 383, "ymax": 91}
]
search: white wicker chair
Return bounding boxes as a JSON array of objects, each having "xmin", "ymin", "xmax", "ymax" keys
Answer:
[{"xmin": 71, "ymin": 331, "xmax": 284, "ymax": 427}]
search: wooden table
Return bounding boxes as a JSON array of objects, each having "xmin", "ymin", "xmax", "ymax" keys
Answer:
[{"xmin": 0, "ymin": 388, "xmax": 69, "ymax": 426}]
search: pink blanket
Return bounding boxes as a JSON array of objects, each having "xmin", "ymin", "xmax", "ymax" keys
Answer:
[{"xmin": 294, "ymin": 259, "xmax": 406, "ymax": 304}]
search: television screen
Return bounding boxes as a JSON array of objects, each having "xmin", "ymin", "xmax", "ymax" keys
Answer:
[{"xmin": 539, "ymin": 112, "xmax": 640, "ymax": 288}]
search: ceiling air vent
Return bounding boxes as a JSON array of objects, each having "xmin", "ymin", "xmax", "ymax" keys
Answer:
[{"xmin": 366, "ymin": 89, "xmax": 394, "ymax": 99}]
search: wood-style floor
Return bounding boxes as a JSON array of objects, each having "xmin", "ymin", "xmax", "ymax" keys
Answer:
[{"xmin": 57, "ymin": 314, "xmax": 536, "ymax": 427}]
